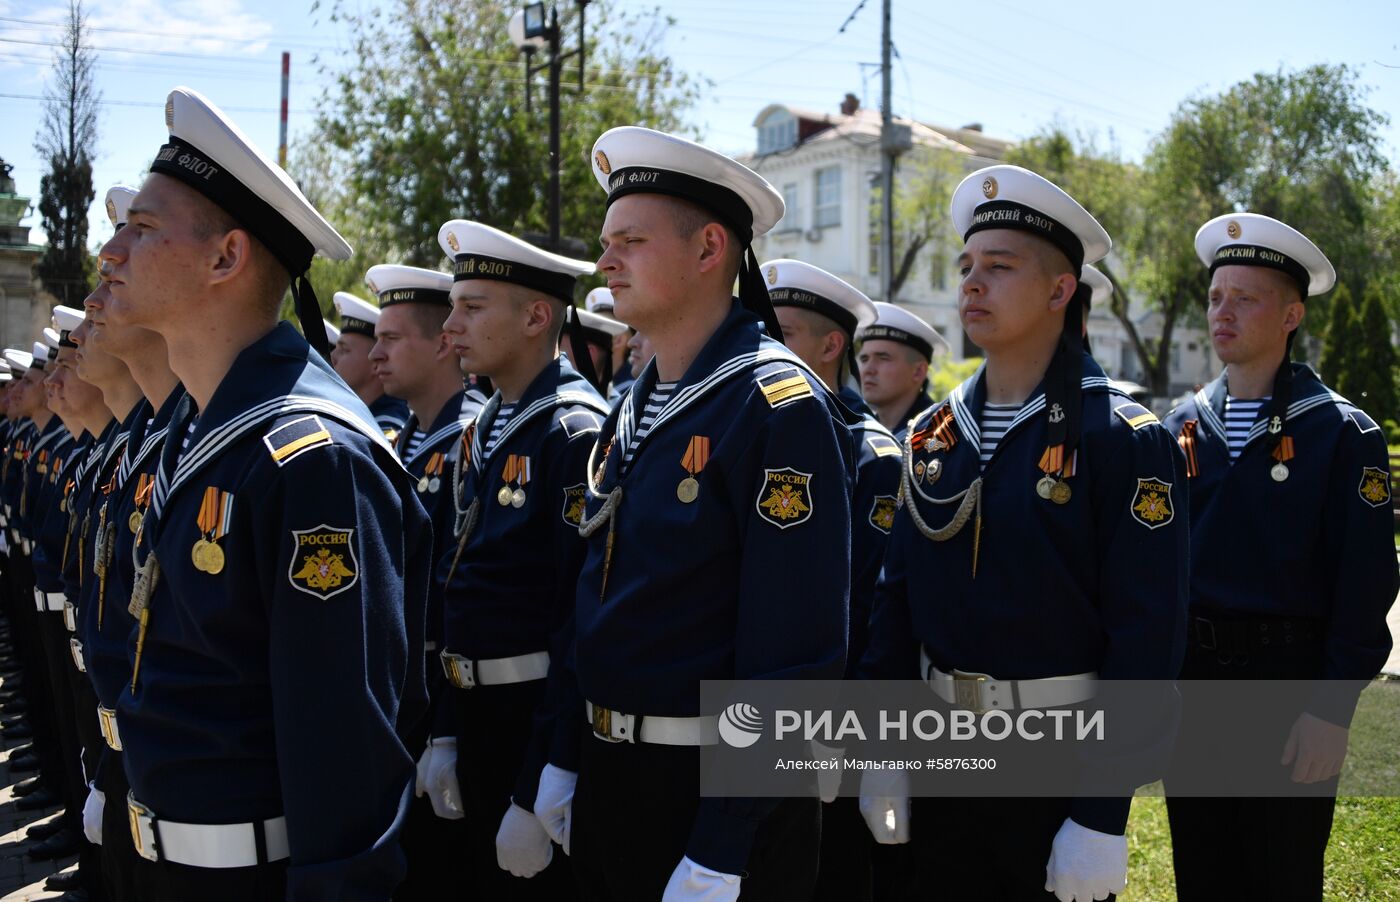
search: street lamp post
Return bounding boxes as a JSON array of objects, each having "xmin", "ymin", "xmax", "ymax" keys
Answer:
[{"xmin": 509, "ymin": 2, "xmax": 589, "ymax": 254}]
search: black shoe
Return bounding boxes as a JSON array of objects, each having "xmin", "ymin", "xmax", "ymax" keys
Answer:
[
  {"xmin": 9, "ymin": 752, "xmax": 41, "ymax": 772},
  {"xmin": 13, "ymin": 775, "xmax": 43, "ymax": 796},
  {"xmin": 3, "ymin": 722, "xmax": 32, "ymax": 740},
  {"xmin": 57, "ymin": 891, "xmax": 90, "ymax": 902},
  {"xmin": 26, "ymin": 826, "xmax": 81, "ymax": 860},
  {"xmin": 0, "ymin": 700, "xmax": 28, "ymax": 715},
  {"xmin": 45, "ymin": 868, "xmax": 84, "ymax": 891},
  {"xmin": 14, "ymin": 786, "xmax": 57, "ymax": 810},
  {"xmin": 26, "ymin": 817, "xmax": 64, "ymax": 840},
  {"xmin": 2, "ymin": 714, "xmax": 26, "ymax": 728}
]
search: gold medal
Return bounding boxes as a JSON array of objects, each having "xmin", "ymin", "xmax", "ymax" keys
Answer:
[
  {"xmin": 497, "ymin": 486, "xmax": 514, "ymax": 506},
  {"xmin": 60, "ymin": 498, "xmax": 66, "ymax": 513},
  {"xmin": 511, "ymin": 488, "xmax": 527, "ymax": 508},
  {"xmin": 202, "ymin": 542, "xmax": 225, "ymax": 575},
  {"xmin": 1050, "ymin": 480, "xmax": 1072, "ymax": 505},
  {"xmin": 1270, "ymin": 462, "xmax": 1289, "ymax": 482},
  {"xmin": 1036, "ymin": 475, "xmax": 1056, "ymax": 500},
  {"xmin": 428, "ymin": 477, "xmax": 441, "ymax": 493},
  {"xmin": 191, "ymin": 538, "xmax": 210, "ymax": 571},
  {"xmin": 129, "ymin": 511, "xmax": 142, "ymax": 534},
  {"xmin": 417, "ymin": 475, "xmax": 430, "ymax": 493},
  {"xmin": 676, "ymin": 477, "xmax": 699, "ymax": 503}
]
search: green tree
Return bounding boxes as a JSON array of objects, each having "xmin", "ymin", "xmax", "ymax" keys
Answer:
[
  {"xmin": 298, "ymin": 0, "xmax": 701, "ymax": 302},
  {"xmin": 879, "ymin": 146, "xmax": 963, "ymax": 301},
  {"xmin": 34, "ymin": 0, "xmax": 100, "ymax": 306},
  {"xmin": 1318, "ymin": 282, "xmax": 1358, "ymax": 389},
  {"xmin": 1348, "ymin": 283, "xmax": 1398, "ymax": 420},
  {"xmin": 928, "ymin": 356, "xmax": 982, "ymax": 401}
]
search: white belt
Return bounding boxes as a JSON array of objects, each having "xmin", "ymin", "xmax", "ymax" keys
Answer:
[
  {"xmin": 97, "ymin": 705, "xmax": 122, "ymax": 751},
  {"xmin": 920, "ymin": 649, "xmax": 1097, "ymax": 713},
  {"xmin": 127, "ymin": 794, "xmax": 289, "ymax": 868},
  {"xmin": 63, "ymin": 601, "xmax": 77, "ymax": 632},
  {"xmin": 440, "ymin": 650, "xmax": 549, "ymax": 689},
  {"xmin": 34, "ymin": 588, "xmax": 65, "ymax": 612},
  {"xmin": 587, "ymin": 701, "xmax": 719, "ymax": 746},
  {"xmin": 70, "ymin": 637, "xmax": 86, "ymax": 673}
]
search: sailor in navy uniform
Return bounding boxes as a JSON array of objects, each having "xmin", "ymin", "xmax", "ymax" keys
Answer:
[
  {"xmin": 96, "ymin": 86, "xmax": 430, "ymax": 900},
  {"xmin": 564, "ymin": 304, "xmax": 630, "ymax": 403},
  {"xmin": 1162, "ymin": 214, "xmax": 1400, "ymax": 901},
  {"xmin": 333, "ymin": 290, "xmax": 410, "ymax": 440},
  {"xmin": 760, "ymin": 258, "xmax": 901, "ymax": 901},
  {"xmin": 554, "ymin": 127, "xmax": 853, "ymax": 902},
  {"xmin": 855, "ymin": 302, "xmax": 947, "ymax": 441},
  {"xmin": 417, "ymin": 219, "xmax": 603, "ymax": 897},
  {"xmin": 860, "ymin": 165, "xmax": 1188, "ymax": 902},
  {"xmin": 586, "ymin": 287, "xmax": 635, "ymax": 399},
  {"xmin": 359, "ymin": 262, "xmax": 483, "ymax": 898}
]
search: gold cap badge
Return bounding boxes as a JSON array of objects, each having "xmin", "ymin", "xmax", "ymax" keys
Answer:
[
  {"xmin": 1226, "ymin": 220, "xmax": 1241, "ymax": 240},
  {"xmin": 982, "ymin": 176, "xmax": 998, "ymax": 199},
  {"xmin": 105, "ymin": 198, "xmax": 116, "ymax": 224},
  {"xmin": 766, "ymin": 266, "xmax": 777, "ymax": 284},
  {"xmin": 446, "ymin": 232, "xmax": 460, "ymax": 253},
  {"xmin": 595, "ymin": 151, "xmax": 611, "ymax": 175}
]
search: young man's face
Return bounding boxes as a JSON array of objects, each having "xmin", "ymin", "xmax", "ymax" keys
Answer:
[
  {"xmin": 47, "ymin": 347, "xmax": 105, "ymax": 421},
  {"xmin": 370, "ymin": 305, "xmax": 447, "ymax": 400},
  {"xmin": 70, "ymin": 303, "xmax": 131, "ymax": 389},
  {"xmin": 444, "ymin": 280, "xmax": 538, "ymax": 379},
  {"xmin": 1207, "ymin": 266, "xmax": 1303, "ymax": 367},
  {"xmin": 331, "ymin": 332, "xmax": 378, "ymax": 393},
  {"xmin": 858, "ymin": 339, "xmax": 926, "ymax": 407},
  {"xmin": 83, "ymin": 279, "xmax": 163, "ymax": 367},
  {"xmin": 597, "ymin": 194, "xmax": 701, "ymax": 330},
  {"xmin": 99, "ymin": 174, "xmax": 214, "ymax": 332},
  {"xmin": 775, "ymin": 307, "xmax": 841, "ymax": 375},
  {"xmin": 957, "ymin": 229, "xmax": 1068, "ymax": 353},
  {"xmin": 627, "ymin": 331, "xmax": 654, "ymax": 379}
]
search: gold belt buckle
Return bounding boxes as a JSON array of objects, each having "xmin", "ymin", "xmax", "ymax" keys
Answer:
[
  {"xmin": 952, "ymin": 670, "xmax": 989, "ymax": 713},
  {"xmin": 440, "ymin": 652, "xmax": 474, "ymax": 689},
  {"xmin": 126, "ymin": 793, "xmax": 159, "ymax": 862},
  {"xmin": 98, "ymin": 706, "xmax": 121, "ymax": 750},
  {"xmin": 591, "ymin": 703, "xmax": 612, "ymax": 739}
]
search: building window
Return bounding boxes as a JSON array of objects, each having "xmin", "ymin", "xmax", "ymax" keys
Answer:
[
  {"xmin": 757, "ymin": 113, "xmax": 797, "ymax": 155},
  {"xmin": 779, "ymin": 183, "xmax": 800, "ymax": 231},
  {"xmin": 814, "ymin": 166, "xmax": 841, "ymax": 228}
]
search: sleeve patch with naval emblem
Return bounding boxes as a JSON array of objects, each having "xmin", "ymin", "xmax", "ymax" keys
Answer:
[
  {"xmin": 264, "ymin": 415, "xmax": 333, "ymax": 466},
  {"xmin": 756, "ymin": 467, "xmax": 814, "ymax": 529},
  {"xmin": 1114, "ymin": 403, "xmax": 1159, "ymax": 430},
  {"xmin": 1359, "ymin": 466, "xmax": 1391, "ymax": 508},
  {"xmin": 561, "ymin": 483, "xmax": 587, "ymax": 526},
  {"xmin": 1130, "ymin": 477, "xmax": 1174, "ymax": 529},
  {"xmin": 288, "ymin": 525, "xmax": 359, "ymax": 599},
  {"xmin": 869, "ymin": 494, "xmax": 897, "ymax": 533},
  {"xmin": 865, "ymin": 434, "xmax": 902, "ymax": 459},
  {"xmin": 758, "ymin": 368, "xmax": 814, "ymax": 408},
  {"xmin": 560, "ymin": 411, "xmax": 601, "ymax": 439}
]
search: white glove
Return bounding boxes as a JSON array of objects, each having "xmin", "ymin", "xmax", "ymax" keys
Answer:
[
  {"xmin": 495, "ymin": 802, "xmax": 553, "ymax": 878},
  {"xmin": 1044, "ymin": 817, "xmax": 1128, "ymax": 902},
  {"xmin": 532, "ymin": 764, "xmax": 576, "ymax": 855},
  {"xmin": 83, "ymin": 783, "xmax": 104, "ymax": 845},
  {"xmin": 661, "ymin": 856, "xmax": 741, "ymax": 902},
  {"xmin": 424, "ymin": 737, "xmax": 463, "ymax": 820},
  {"xmin": 811, "ymin": 740, "xmax": 844, "ymax": 804},
  {"xmin": 857, "ymin": 768, "xmax": 910, "ymax": 844}
]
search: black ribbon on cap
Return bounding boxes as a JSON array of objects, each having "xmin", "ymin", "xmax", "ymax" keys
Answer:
[
  {"xmin": 58, "ymin": 331, "xmax": 78, "ymax": 350},
  {"xmin": 1210, "ymin": 245, "xmax": 1310, "ymax": 299},
  {"xmin": 564, "ymin": 306, "xmax": 602, "ymax": 391},
  {"xmin": 1042, "ymin": 281, "xmax": 1091, "ymax": 461},
  {"xmin": 377, "ymin": 287, "xmax": 452, "ymax": 309},
  {"xmin": 855, "ymin": 325, "xmax": 934, "ymax": 362},
  {"xmin": 339, "ymin": 317, "xmax": 375, "ymax": 338},
  {"xmin": 963, "ymin": 200, "xmax": 1086, "ymax": 274}
]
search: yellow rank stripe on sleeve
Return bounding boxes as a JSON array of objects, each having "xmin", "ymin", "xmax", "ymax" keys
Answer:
[
  {"xmin": 760, "ymin": 374, "xmax": 813, "ymax": 408},
  {"xmin": 1113, "ymin": 403, "xmax": 1159, "ymax": 430},
  {"xmin": 866, "ymin": 435, "xmax": 902, "ymax": 458},
  {"xmin": 263, "ymin": 415, "xmax": 335, "ymax": 466},
  {"xmin": 271, "ymin": 429, "xmax": 333, "ymax": 462}
]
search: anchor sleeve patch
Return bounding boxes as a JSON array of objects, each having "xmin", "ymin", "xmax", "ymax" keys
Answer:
[
  {"xmin": 1358, "ymin": 466, "xmax": 1391, "ymax": 508},
  {"xmin": 755, "ymin": 467, "xmax": 814, "ymax": 529},
  {"xmin": 868, "ymin": 494, "xmax": 898, "ymax": 533},
  {"xmin": 264, "ymin": 415, "xmax": 333, "ymax": 466},
  {"xmin": 1129, "ymin": 477, "xmax": 1174, "ymax": 530},
  {"xmin": 288, "ymin": 525, "xmax": 359, "ymax": 599},
  {"xmin": 561, "ymin": 483, "xmax": 587, "ymax": 527}
]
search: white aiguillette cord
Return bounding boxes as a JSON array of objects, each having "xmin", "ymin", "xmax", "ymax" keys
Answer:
[{"xmin": 901, "ymin": 427, "xmax": 983, "ymax": 576}]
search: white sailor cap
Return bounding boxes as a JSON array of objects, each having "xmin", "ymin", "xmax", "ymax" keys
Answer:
[
  {"xmin": 1194, "ymin": 212, "xmax": 1335, "ymax": 297},
  {"xmin": 52, "ymin": 306, "xmax": 85, "ymax": 346},
  {"xmin": 572, "ymin": 306, "xmax": 629, "ymax": 344},
  {"xmin": 584, "ymin": 287, "xmax": 615, "ymax": 315},
  {"xmin": 2, "ymin": 350, "xmax": 33, "ymax": 372},
  {"xmin": 437, "ymin": 220, "xmax": 593, "ymax": 303},
  {"xmin": 365, "ymin": 264, "xmax": 453, "ymax": 309},
  {"xmin": 333, "ymin": 292, "xmax": 380, "ymax": 338},
  {"xmin": 323, "ymin": 320, "xmax": 341, "ymax": 345},
  {"xmin": 42, "ymin": 328, "xmax": 63, "ymax": 354},
  {"xmin": 0, "ymin": 360, "xmax": 9, "ymax": 374},
  {"xmin": 32, "ymin": 341, "xmax": 51, "ymax": 366},
  {"xmin": 590, "ymin": 126, "xmax": 785, "ymax": 241},
  {"xmin": 951, "ymin": 165, "xmax": 1111, "ymax": 270},
  {"xmin": 105, "ymin": 185, "xmax": 138, "ymax": 229},
  {"xmin": 857, "ymin": 302, "xmax": 947, "ymax": 362},
  {"xmin": 1080, "ymin": 265, "xmax": 1113, "ymax": 309},
  {"xmin": 0, "ymin": 373, "xmax": 10, "ymax": 383},
  {"xmin": 760, "ymin": 258, "xmax": 877, "ymax": 337}
]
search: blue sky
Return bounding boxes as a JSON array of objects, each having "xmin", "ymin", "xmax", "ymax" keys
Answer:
[{"xmin": 3, "ymin": 0, "xmax": 1397, "ymax": 247}]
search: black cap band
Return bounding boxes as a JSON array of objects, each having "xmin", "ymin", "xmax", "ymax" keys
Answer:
[
  {"xmin": 340, "ymin": 317, "xmax": 375, "ymax": 338},
  {"xmin": 604, "ymin": 167, "xmax": 754, "ymax": 243},
  {"xmin": 377, "ymin": 287, "xmax": 452, "ymax": 309},
  {"xmin": 58, "ymin": 331, "xmax": 77, "ymax": 349},
  {"xmin": 768, "ymin": 288, "xmax": 859, "ymax": 337},
  {"xmin": 452, "ymin": 254, "xmax": 577, "ymax": 304},
  {"xmin": 1209, "ymin": 245, "xmax": 1310, "ymax": 298},
  {"xmin": 857, "ymin": 325, "xmax": 933, "ymax": 361},
  {"xmin": 963, "ymin": 200, "xmax": 1085, "ymax": 273}
]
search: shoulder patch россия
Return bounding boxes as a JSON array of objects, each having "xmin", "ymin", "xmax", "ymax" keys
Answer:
[
  {"xmin": 756, "ymin": 467, "xmax": 814, "ymax": 528},
  {"xmin": 288, "ymin": 525, "xmax": 358, "ymax": 599},
  {"xmin": 1130, "ymin": 476, "xmax": 1174, "ymax": 529}
]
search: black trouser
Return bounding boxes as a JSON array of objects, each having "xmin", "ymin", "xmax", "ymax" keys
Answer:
[
  {"xmin": 98, "ymin": 750, "xmax": 149, "ymax": 902},
  {"xmin": 9, "ymin": 557, "xmax": 64, "ymax": 791},
  {"xmin": 910, "ymin": 796, "xmax": 1104, "ymax": 901},
  {"xmin": 63, "ymin": 632, "xmax": 109, "ymax": 898},
  {"xmin": 1166, "ymin": 613, "xmax": 1335, "ymax": 902},
  {"xmin": 451, "ymin": 678, "xmax": 574, "ymax": 899},
  {"xmin": 132, "ymin": 857, "xmax": 287, "ymax": 900},
  {"xmin": 572, "ymin": 729, "xmax": 821, "ymax": 901},
  {"xmin": 36, "ymin": 607, "xmax": 84, "ymax": 823},
  {"xmin": 812, "ymin": 772, "xmax": 918, "ymax": 902}
]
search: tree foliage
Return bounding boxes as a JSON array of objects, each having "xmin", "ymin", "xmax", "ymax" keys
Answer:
[
  {"xmin": 1347, "ymin": 282, "xmax": 1398, "ymax": 421},
  {"xmin": 1318, "ymin": 282, "xmax": 1358, "ymax": 390},
  {"xmin": 34, "ymin": 0, "xmax": 100, "ymax": 305},
  {"xmin": 297, "ymin": 0, "xmax": 703, "ymax": 302},
  {"xmin": 885, "ymin": 147, "xmax": 963, "ymax": 301}
]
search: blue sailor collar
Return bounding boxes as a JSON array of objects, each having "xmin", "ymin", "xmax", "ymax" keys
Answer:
[
  {"xmin": 838, "ymin": 383, "xmax": 875, "ymax": 419},
  {"xmin": 30, "ymin": 415, "xmax": 67, "ymax": 454},
  {"xmin": 151, "ymin": 322, "xmax": 388, "ymax": 518},
  {"xmin": 398, "ymin": 388, "xmax": 481, "ymax": 467},
  {"xmin": 118, "ymin": 387, "xmax": 185, "ymax": 488},
  {"xmin": 1193, "ymin": 363, "xmax": 1343, "ymax": 449},
  {"xmin": 468, "ymin": 354, "xmax": 608, "ymax": 476},
  {"xmin": 945, "ymin": 351, "xmax": 1116, "ymax": 450}
]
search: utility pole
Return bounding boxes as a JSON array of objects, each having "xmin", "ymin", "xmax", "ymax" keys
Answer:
[
  {"xmin": 879, "ymin": 0, "xmax": 895, "ymax": 302},
  {"xmin": 278, "ymin": 51, "xmax": 289, "ymax": 168}
]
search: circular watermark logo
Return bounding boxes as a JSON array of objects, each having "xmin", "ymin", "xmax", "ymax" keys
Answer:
[{"xmin": 718, "ymin": 702, "xmax": 764, "ymax": 748}]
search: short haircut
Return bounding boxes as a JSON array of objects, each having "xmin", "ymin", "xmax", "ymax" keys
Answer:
[
  {"xmin": 667, "ymin": 197, "xmax": 743, "ymax": 285},
  {"xmin": 506, "ymin": 283, "xmax": 567, "ymax": 345},
  {"xmin": 188, "ymin": 192, "xmax": 289, "ymax": 316},
  {"xmin": 400, "ymin": 303, "xmax": 449, "ymax": 340}
]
